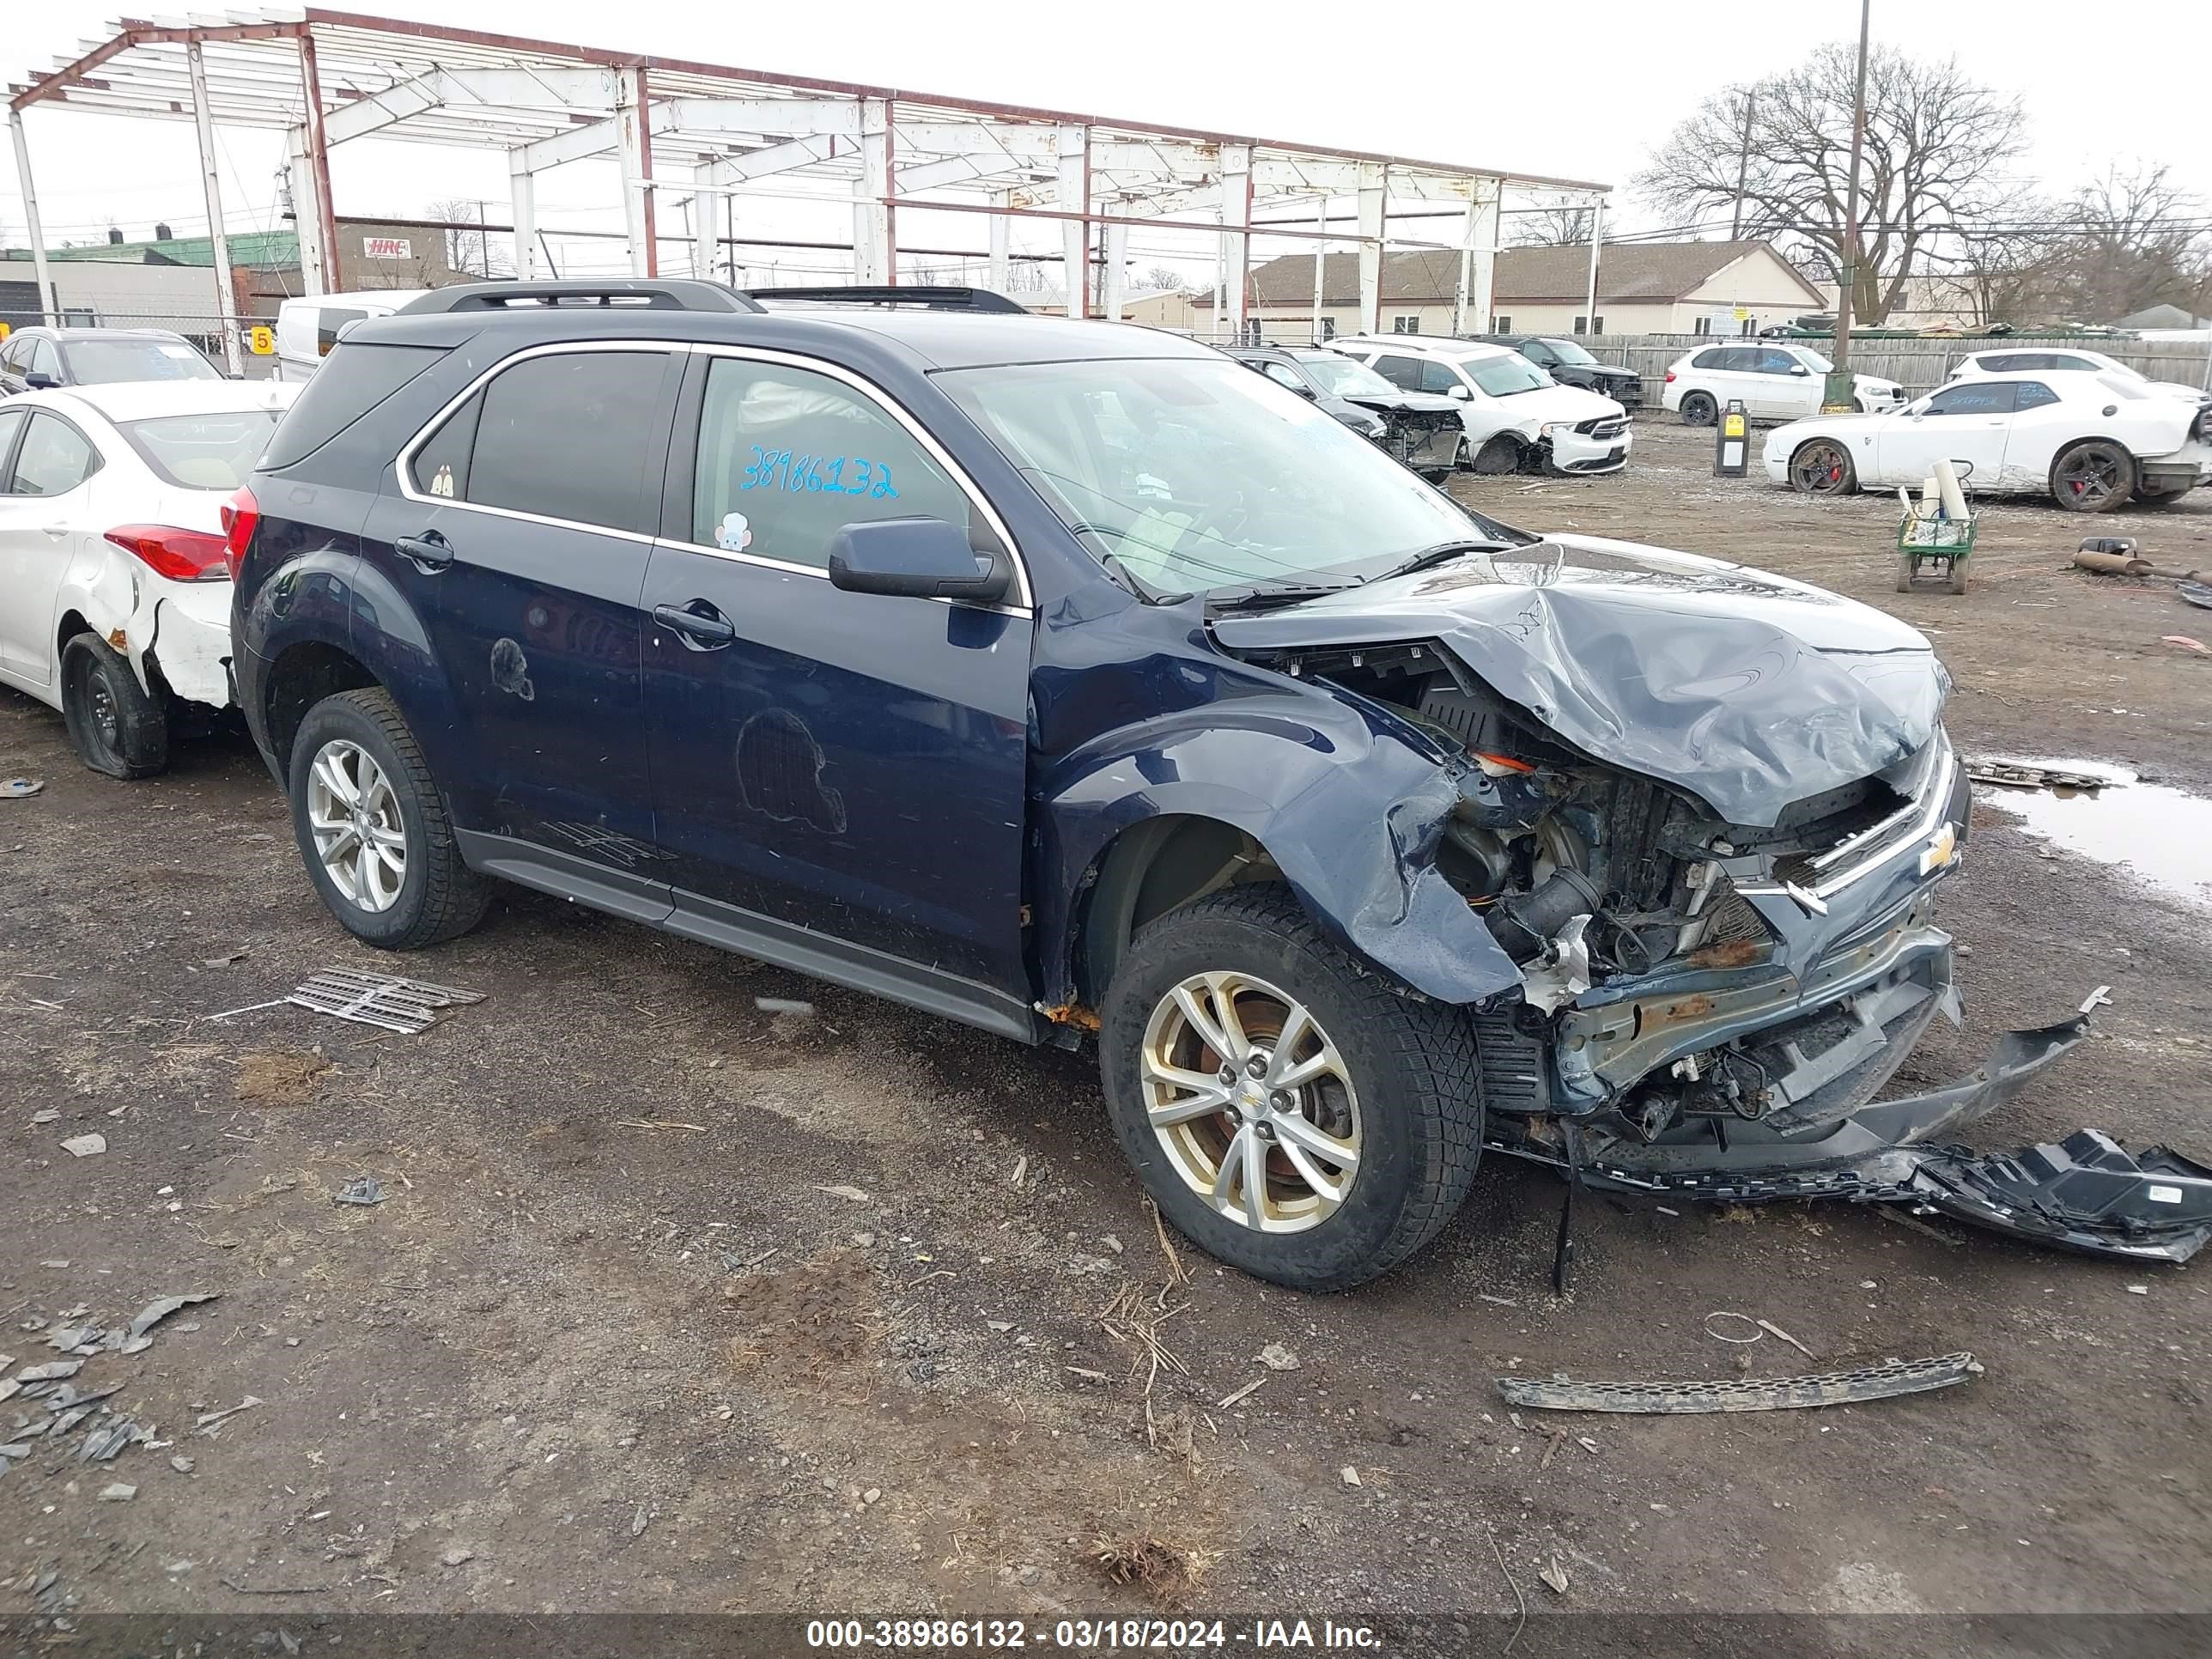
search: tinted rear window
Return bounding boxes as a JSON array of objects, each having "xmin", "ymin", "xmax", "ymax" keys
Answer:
[
  {"xmin": 61, "ymin": 337, "xmax": 220, "ymax": 384},
  {"xmin": 121, "ymin": 410, "xmax": 285, "ymax": 490},
  {"xmin": 262, "ymin": 342, "xmax": 447, "ymax": 470},
  {"xmin": 456, "ymin": 351, "xmax": 672, "ymax": 534}
]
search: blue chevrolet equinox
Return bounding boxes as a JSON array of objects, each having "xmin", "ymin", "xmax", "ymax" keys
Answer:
[{"xmin": 226, "ymin": 278, "xmax": 2210, "ymax": 1286}]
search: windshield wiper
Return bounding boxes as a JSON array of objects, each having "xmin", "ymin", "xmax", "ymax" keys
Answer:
[
  {"xmin": 1206, "ymin": 582, "xmax": 1351, "ymax": 613},
  {"xmin": 1364, "ymin": 539, "xmax": 1500, "ymax": 583},
  {"xmin": 1098, "ymin": 551, "xmax": 1192, "ymax": 606}
]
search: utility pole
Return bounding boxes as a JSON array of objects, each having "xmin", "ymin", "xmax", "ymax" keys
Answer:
[
  {"xmin": 1825, "ymin": 0, "xmax": 1872, "ymax": 412},
  {"xmin": 1729, "ymin": 91, "xmax": 1756, "ymax": 240}
]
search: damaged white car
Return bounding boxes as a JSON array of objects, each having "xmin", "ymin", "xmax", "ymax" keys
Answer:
[
  {"xmin": 0, "ymin": 380, "xmax": 297, "ymax": 776},
  {"xmin": 1765, "ymin": 371, "xmax": 2212, "ymax": 512}
]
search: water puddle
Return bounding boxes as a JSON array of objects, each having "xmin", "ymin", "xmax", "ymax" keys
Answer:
[{"xmin": 1973, "ymin": 755, "xmax": 2212, "ymax": 909}]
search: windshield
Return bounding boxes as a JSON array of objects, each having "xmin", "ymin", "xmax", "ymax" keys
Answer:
[
  {"xmin": 1540, "ymin": 338, "xmax": 1599, "ymax": 367},
  {"xmin": 1296, "ymin": 354, "xmax": 1399, "ymax": 398},
  {"xmin": 59, "ymin": 337, "xmax": 221, "ymax": 385},
  {"xmin": 120, "ymin": 410, "xmax": 283, "ymax": 489},
  {"xmin": 1463, "ymin": 354, "xmax": 1552, "ymax": 397},
  {"xmin": 1797, "ymin": 347, "xmax": 1834, "ymax": 373},
  {"xmin": 937, "ymin": 356, "xmax": 1511, "ymax": 596}
]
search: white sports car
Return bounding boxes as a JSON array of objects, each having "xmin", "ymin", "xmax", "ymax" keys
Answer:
[
  {"xmin": 0, "ymin": 379, "xmax": 297, "ymax": 776},
  {"xmin": 1763, "ymin": 371, "xmax": 2212, "ymax": 513}
]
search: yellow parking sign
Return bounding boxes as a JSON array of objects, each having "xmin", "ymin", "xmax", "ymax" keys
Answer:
[{"xmin": 248, "ymin": 325, "xmax": 276, "ymax": 356}]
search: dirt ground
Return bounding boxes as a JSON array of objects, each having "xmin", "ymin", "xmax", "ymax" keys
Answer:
[{"xmin": 3, "ymin": 420, "xmax": 2209, "ymax": 1642}]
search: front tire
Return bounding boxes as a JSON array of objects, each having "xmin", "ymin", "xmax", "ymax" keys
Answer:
[
  {"xmin": 2051, "ymin": 440, "xmax": 2136, "ymax": 513},
  {"xmin": 1470, "ymin": 435, "xmax": 1520, "ymax": 475},
  {"xmin": 1789, "ymin": 437, "xmax": 1857, "ymax": 496},
  {"xmin": 1679, "ymin": 392, "xmax": 1717, "ymax": 426},
  {"xmin": 60, "ymin": 632, "xmax": 168, "ymax": 780},
  {"xmin": 1098, "ymin": 886, "xmax": 1485, "ymax": 1291},
  {"xmin": 287, "ymin": 687, "xmax": 490, "ymax": 950}
]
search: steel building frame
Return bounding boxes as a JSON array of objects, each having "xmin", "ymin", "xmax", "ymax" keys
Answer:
[{"xmin": 9, "ymin": 8, "xmax": 1608, "ymax": 362}]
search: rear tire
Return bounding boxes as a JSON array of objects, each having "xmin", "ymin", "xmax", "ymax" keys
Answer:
[
  {"xmin": 1098, "ymin": 885, "xmax": 1485, "ymax": 1291},
  {"xmin": 60, "ymin": 632, "xmax": 168, "ymax": 780},
  {"xmin": 2051, "ymin": 440, "xmax": 2136, "ymax": 513},
  {"xmin": 286, "ymin": 686, "xmax": 491, "ymax": 951},
  {"xmin": 1679, "ymin": 392, "xmax": 1717, "ymax": 426}
]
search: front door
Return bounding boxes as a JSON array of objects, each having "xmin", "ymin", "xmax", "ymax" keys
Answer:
[
  {"xmin": 640, "ymin": 349, "xmax": 1034, "ymax": 1035},
  {"xmin": 357, "ymin": 344, "xmax": 683, "ymax": 908},
  {"xmin": 1875, "ymin": 382, "xmax": 2016, "ymax": 489}
]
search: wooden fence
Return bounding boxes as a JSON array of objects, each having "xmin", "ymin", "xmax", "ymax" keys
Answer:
[{"xmin": 1583, "ymin": 335, "xmax": 2212, "ymax": 406}]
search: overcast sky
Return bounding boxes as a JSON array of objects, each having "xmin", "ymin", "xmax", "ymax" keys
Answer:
[{"xmin": 4, "ymin": 0, "xmax": 2205, "ymax": 280}]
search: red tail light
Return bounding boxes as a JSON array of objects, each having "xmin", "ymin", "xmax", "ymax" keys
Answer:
[
  {"xmin": 219, "ymin": 484, "xmax": 260, "ymax": 581},
  {"xmin": 105, "ymin": 524, "xmax": 232, "ymax": 584},
  {"xmin": 1664, "ymin": 369, "xmax": 1677, "ymax": 383}
]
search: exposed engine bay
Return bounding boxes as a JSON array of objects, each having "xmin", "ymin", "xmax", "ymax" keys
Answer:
[
  {"xmin": 1223, "ymin": 629, "xmax": 2212, "ymax": 1266},
  {"xmin": 1340, "ymin": 397, "xmax": 1467, "ymax": 477}
]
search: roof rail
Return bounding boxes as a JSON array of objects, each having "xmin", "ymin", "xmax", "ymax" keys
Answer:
[
  {"xmin": 397, "ymin": 279, "xmax": 763, "ymax": 315},
  {"xmin": 742, "ymin": 285, "xmax": 1029, "ymax": 314}
]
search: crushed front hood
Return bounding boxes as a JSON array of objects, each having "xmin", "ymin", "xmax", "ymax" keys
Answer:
[{"xmin": 1212, "ymin": 534, "xmax": 1947, "ymax": 827}]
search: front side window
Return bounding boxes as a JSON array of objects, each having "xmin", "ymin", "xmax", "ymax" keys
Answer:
[
  {"xmin": 29, "ymin": 338, "xmax": 62, "ymax": 380},
  {"xmin": 8, "ymin": 413, "xmax": 100, "ymax": 495},
  {"xmin": 1257, "ymin": 361, "xmax": 1309, "ymax": 392},
  {"xmin": 411, "ymin": 350, "xmax": 672, "ymax": 533},
  {"xmin": 1418, "ymin": 360, "xmax": 1462, "ymax": 396},
  {"xmin": 59, "ymin": 337, "xmax": 220, "ymax": 385},
  {"xmin": 1921, "ymin": 383, "xmax": 2017, "ymax": 416},
  {"xmin": 1755, "ymin": 348, "xmax": 1804, "ymax": 375},
  {"xmin": 690, "ymin": 357, "xmax": 970, "ymax": 569},
  {"xmin": 939, "ymin": 355, "xmax": 1507, "ymax": 598},
  {"xmin": 121, "ymin": 410, "xmax": 285, "ymax": 490}
]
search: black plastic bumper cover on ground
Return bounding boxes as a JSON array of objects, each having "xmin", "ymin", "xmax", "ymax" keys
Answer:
[{"xmin": 1497, "ymin": 1012, "xmax": 2212, "ymax": 1264}]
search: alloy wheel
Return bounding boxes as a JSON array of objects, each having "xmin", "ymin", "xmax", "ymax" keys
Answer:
[
  {"xmin": 307, "ymin": 738, "xmax": 407, "ymax": 913},
  {"xmin": 2057, "ymin": 444, "xmax": 2124, "ymax": 506},
  {"xmin": 1139, "ymin": 970, "xmax": 1362, "ymax": 1233},
  {"xmin": 1791, "ymin": 440, "xmax": 1850, "ymax": 495}
]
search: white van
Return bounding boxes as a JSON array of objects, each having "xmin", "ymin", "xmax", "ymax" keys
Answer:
[{"xmin": 273, "ymin": 289, "xmax": 428, "ymax": 381}]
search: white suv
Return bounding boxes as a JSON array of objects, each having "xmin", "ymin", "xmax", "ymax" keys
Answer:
[
  {"xmin": 1662, "ymin": 342, "xmax": 1904, "ymax": 425},
  {"xmin": 1327, "ymin": 336, "xmax": 1632, "ymax": 475}
]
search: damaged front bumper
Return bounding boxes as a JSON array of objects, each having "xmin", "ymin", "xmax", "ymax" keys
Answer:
[{"xmin": 1494, "ymin": 1005, "xmax": 2212, "ymax": 1263}]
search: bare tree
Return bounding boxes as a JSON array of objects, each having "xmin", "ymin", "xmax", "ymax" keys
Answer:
[
  {"xmin": 1504, "ymin": 206, "xmax": 1595, "ymax": 248},
  {"xmin": 1139, "ymin": 263, "xmax": 1190, "ymax": 293},
  {"xmin": 424, "ymin": 198, "xmax": 511, "ymax": 281},
  {"xmin": 1638, "ymin": 44, "xmax": 2032, "ymax": 325},
  {"xmin": 2047, "ymin": 165, "xmax": 2210, "ymax": 320}
]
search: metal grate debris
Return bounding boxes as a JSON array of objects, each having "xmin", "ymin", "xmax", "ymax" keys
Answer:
[
  {"xmin": 1495, "ymin": 1352, "xmax": 1983, "ymax": 1414},
  {"xmin": 284, "ymin": 969, "xmax": 485, "ymax": 1035}
]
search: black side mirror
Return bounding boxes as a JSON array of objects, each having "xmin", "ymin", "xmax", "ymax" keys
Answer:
[
  {"xmin": 23, "ymin": 372, "xmax": 58, "ymax": 390},
  {"xmin": 829, "ymin": 517, "xmax": 1011, "ymax": 605},
  {"xmin": 1290, "ymin": 383, "xmax": 1317, "ymax": 399}
]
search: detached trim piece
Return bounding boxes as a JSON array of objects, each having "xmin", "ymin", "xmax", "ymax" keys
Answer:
[{"xmin": 1497, "ymin": 1352, "xmax": 1982, "ymax": 1414}]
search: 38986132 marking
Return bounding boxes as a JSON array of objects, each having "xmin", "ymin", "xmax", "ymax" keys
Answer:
[
  {"xmin": 802, "ymin": 1616, "xmax": 1236, "ymax": 1649},
  {"xmin": 741, "ymin": 447, "xmax": 900, "ymax": 498}
]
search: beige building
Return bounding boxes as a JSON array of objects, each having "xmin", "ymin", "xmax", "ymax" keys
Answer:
[{"xmin": 1194, "ymin": 240, "xmax": 1826, "ymax": 340}]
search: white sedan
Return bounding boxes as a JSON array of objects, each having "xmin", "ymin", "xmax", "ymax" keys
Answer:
[
  {"xmin": 0, "ymin": 380, "xmax": 297, "ymax": 776},
  {"xmin": 1947, "ymin": 346, "xmax": 2204, "ymax": 402},
  {"xmin": 1763, "ymin": 371, "xmax": 2212, "ymax": 513}
]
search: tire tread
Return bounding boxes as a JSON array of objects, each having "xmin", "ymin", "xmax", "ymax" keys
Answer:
[
  {"xmin": 1113, "ymin": 885, "xmax": 1485, "ymax": 1289},
  {"xmin": 297, "ymin": 687, "xmax": 490, "ymax": 950}
]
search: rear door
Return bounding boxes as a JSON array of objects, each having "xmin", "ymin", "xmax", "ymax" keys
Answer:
[
  {"xmin": 360, "ymin": 343, "xmax": 684, "ymax": 911},
  {"xmin": 0, "ymin": 409, "xmax": 101, "ymax": 682},
  {"xmin": 640, "ymin": 348, "xmax": 1036, "ymax": 1035}
]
